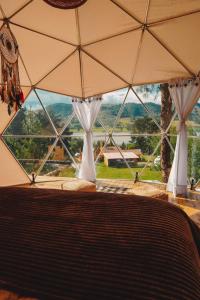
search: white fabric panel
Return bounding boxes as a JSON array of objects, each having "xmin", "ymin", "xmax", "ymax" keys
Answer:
[
  {"xmin": 0, "ymin": 139, "xmax": 30, "ymax": 186},
  {"xmin": 11, "ymin": 0, "xmax": 78, "ymax": 45},
  {"xmin": 10, "ymin": 24, "xmax": 76, "ymax": 85},
  {"xmin": 78, "ymin": 0, "xmax": 139, "ymax": 45},
  {"xmin": 114, "ymin": 0, "xmax": 149, "ymax": 23},
  {"xmin": 37, "ymin": 51, "xmax": 82, "ymax": 97},
  {"xmin": 0, "ymin": 0, "xmax": 29, "ymax": 18},
  {"xmin": 82, "ymin": 52, "xmax": 127, "ymax": 98},
  {"xmin": 151, "ymin": 14, "xmax": 200, "ymax": 75},
  {"xmin": 133, "ymin": 31, "xmax": 189, "ymax": 85},
  {"xmin": 148, "ymin": 0, "xmax": 200, "ymax": 22},
  {"xmin": 83, "ymin": 30, "xmax": 142, "ymax": 83},
  {"xmin": 73, "ymin": 97, "xmax": 102, "ymax": 181},
  {"xmin": 167, "ymin": 78, "xmax": 200, "ymax": 196}
]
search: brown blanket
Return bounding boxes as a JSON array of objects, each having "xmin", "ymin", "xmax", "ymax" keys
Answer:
[{"xmin": 0, "ymin": 187, "xmax": 199, "ymax": 300}]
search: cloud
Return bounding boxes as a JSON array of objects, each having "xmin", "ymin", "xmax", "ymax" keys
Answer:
[{"xmin": 24, "ymin": 89, "xmax": 72, "ymax": 110}]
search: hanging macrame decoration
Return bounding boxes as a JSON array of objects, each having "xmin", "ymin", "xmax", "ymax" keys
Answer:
[
  {"xmin": 43, "ymin": 0, "xmax": 88, "ymax": 9},
  {"xmin": 0, "ymin": 24, "xmax": 24, "ymax": 115}
]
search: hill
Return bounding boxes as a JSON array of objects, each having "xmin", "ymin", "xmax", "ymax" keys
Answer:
[
  {"xmin": 45, "ymin": 101, "xmax": 200, "ymax": 124},
  {"xmin": 46, "ymin": 103, "xmax": 73, "ymax": 118},
  {"xmin": 46, "ymin": 102, "xmax": 161, "ymax": 119}
]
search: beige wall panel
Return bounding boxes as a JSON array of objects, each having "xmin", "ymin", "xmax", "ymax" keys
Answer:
[
  {"xmin": 18, "ymin": 56, "xmax": 32, "ymax": 86},
  {"xmin": 0, "ymin": 103, "xmax": 16, "ymax": 134},
  {"xmin": 133, "ymin": 31, "xmax": 189, "ymax": 84},
  {"xmin": 10, "ymin": 24, "xmax": 76, "ymax": 85},
  {"xmin": 114, "ymin": 0, "xmax": 149, "ymax": 23},
  {"xmin": 0, "ymin": 0, "xmax": 29, "ymax": 18},
  {"xmin": 79, "ymin": 0, "xmax": 139, "ymax": 45},
  {"xmin": 151, "ymin": 14, "xmax": 200, "ymax": 74},
  {"xmin": 37, "ymin": 51, "xmax": 82, "ymax": 97},
  {"xmin": 11, "ymin": 0, "xmax": 78, "ymax": 45},
  {"xmin": 148, "ymin": 0, "xmax": 200, "ymax": 23},
  {"xmin": 83, "ymin": 30, "xmax": 142, "ymax": 83},
  {"xmin": 0, "ymin": 139, "xmax": 29, "ymax": 186},
  {"xmin": 82, "ymin": 52, "xmax": 127, "ymax": 98},
  {"xmin": 21, "ymin": 87, "xmax": 31, "ymax": 99}
]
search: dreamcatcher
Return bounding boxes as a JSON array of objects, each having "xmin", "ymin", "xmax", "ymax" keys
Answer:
[
  {"xmin": 43, "ymin": 0, "xmax": 88, "ymax": 9},
  {"xmin": 0, "ymin": 24, "xmax": 24, "ymax": 115}
]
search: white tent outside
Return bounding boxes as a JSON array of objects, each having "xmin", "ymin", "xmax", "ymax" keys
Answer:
[{"xmin": 0, "ymin": 0, "xmax": 199, "ymax": 186}]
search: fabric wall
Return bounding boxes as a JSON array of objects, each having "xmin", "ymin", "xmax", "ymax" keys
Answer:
[{"xmin": 0, "ymin": 103, "xmax": 30, "ymax": 187}]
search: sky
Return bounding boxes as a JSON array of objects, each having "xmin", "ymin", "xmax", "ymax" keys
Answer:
[{"xmin": 24, "ymin": 85, "xmax": 161, "ymax": 110}]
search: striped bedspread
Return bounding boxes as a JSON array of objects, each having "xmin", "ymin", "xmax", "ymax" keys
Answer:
[{"xmin": 0, "ymin": 187, "xmax": 199, "ymax": 299}]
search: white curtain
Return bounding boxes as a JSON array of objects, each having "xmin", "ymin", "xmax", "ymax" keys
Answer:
[
  {"xmin": 72, "ymin": 95, "xmax": 102, "ymax": 182},
  {"xmin": 167, "ymin": 77, "xmax": 200, "ymax": 196}
]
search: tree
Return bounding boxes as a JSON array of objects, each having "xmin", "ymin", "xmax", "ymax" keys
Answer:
[
  {"xmin": 160, "ymin": 83, "xmax": 172, "ymax": 183},
  {"xmin": 130, "ymin": 116, "xmax": 160, "ymax": 154},
  {"xmin": 188, "ymin": 138, "xmax": 200, "ymax": 182}
]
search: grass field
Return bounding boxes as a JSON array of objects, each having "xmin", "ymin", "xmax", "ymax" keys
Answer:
[
  {"xmin": 58, "ymin": 162, "xmax": 162, "ymax": 181},
  {"xmin": 96, "ymin": 163, "xmax": 162, "ymax": 181}
]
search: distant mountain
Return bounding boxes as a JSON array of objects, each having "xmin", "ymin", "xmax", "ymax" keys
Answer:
[
  {"xmin": 45, "ymin": 102, "xmax": 161, "ymax": 119},
  {"xmin": 46, "ymin": 103, "xmax": 73, "ymax": 118},
  {"xmin": 45, "ymin": 101, "xmax": 200, "ymax": 123},
  {"xmin": 100, "ymin": 102, "xmax": 161, "ymax": 118}
]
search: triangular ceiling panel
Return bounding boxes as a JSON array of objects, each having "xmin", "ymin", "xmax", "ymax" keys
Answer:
[
  {"xmin": 78, "ymin": 0, "xmax": 140, "ymax": 45},
  {"xmin": 113, "ymin": 0, "xmax": 149, "ymax": 23},
  {"xmin": 147, "ymin": 0, "xmax": 200, "ymax": 23},
  {"xmin": 150, "ymin": 13, "xmax": 200, "ymax": 75},
  {"xmin": 133, "ymin": 30, "xmax": 189, "ymax": 85},
  {"xmin": 81, "ymin": 51, "xmax": 127, "ymax": 98},
  {"xmin": 11, "ymin": 0, "xmax": 78, "ymax": 45},
  {"xmin": 21, "ymin": 86, "xmax": 32, "ymax": 99},
  {"xmin": 0, "ymin": 139, "xmax": 30, "ymax": 186},
  {"xmin": 83, "ymin": 30, "xmax": 142, "ymax": 83},
  {"xmin": 0, "ymin": 0, "xmax": 30, "ymax": 18},
  {"xmin": 37, "ymin": 51, "xmax": 82, "ymax": 98},
  {"xmin": 0, "ymin": 1, "xmax": 198, "ymax": 99},
  {"xmin": 10, "ymin": 24, "xmax": 76, "ymax": 85},
  {"xmin": 18, "ymin": 56, "xmax": 32, "ymax": 86}
]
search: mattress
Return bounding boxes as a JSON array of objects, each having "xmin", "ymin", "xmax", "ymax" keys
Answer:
[{"xmin": 0, "ymin": 187, "xmax": 199, "ymax": 300}]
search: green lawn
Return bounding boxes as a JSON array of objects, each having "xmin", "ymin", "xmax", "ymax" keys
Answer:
[
  {"xmin": 58, "ymin": 167, "xmax": 76, "ymax": 177},
  {"xmin": 96, "ymin": 162, "xmax": 162, "ymax": 181},
  {"xmin": 56, "ymin": 163, "xmax": 162, "ymax": 181}
]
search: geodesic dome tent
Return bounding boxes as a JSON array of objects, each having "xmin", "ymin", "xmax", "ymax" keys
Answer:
[{"xmin": 0, "ymin": 0, "xmax": 200, "ymax": 187}]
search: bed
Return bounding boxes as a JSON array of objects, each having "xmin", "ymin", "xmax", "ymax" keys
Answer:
[{"xmin": 0, "ymin": 187, "xmax": 199, "ymax": 299}]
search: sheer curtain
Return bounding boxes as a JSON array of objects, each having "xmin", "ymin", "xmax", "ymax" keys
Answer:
[
  {"xmin": 167, "ymin": 77, "xmax": 200, "ymax": 196},
  {"xmin": 72, "ymin": 95, "xmax": 102, "ymax": 182}
]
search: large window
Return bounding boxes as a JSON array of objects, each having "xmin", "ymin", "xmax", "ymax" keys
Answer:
[{"xmin": 3, "ymin": 86, "xmax": 200, "ymax": 185}]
